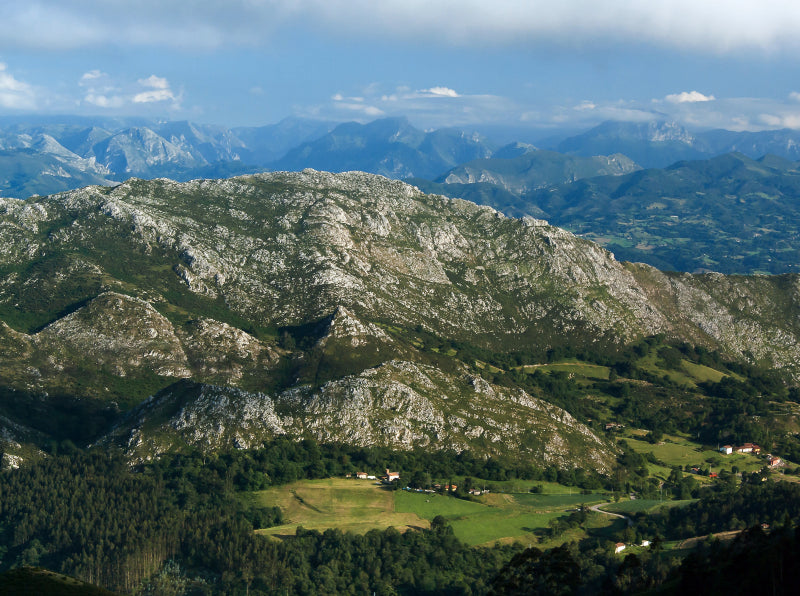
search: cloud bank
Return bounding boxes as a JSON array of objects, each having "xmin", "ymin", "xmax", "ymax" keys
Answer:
[
  {"xmin": 80, "ymin": 71, "xmax": 180, "ymax": 110},
  {"xmin": 664, "ymin": 91, "xmax": 716, "ymax": 104},
  {"xmin": 1, "ymin": 1, "xmax": 799, "ymax": 54},
  {"xmin": 0, "ymin": 63, "xmax": 36, "ymax": 109}
]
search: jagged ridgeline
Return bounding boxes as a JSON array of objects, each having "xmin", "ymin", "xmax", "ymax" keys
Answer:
[{"xmin": 1, "ymin": 170, "xmax": 800, "ymax": 465}]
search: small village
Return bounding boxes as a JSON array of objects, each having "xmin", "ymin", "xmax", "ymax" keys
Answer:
[
  {"xmin": 347, "ymin": 468, "xmax": 496, "ymax": 497},
  {"xmin": 718, "ymin": 443, "xmax": 783, "ymax": 468}
]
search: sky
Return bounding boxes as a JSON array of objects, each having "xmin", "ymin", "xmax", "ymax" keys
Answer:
[{"xmin": 2, "ymin": 1, "xmax": 800, "ymax": 135}]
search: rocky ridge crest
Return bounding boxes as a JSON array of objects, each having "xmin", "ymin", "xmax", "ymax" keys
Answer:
[{"xmin": 2, "ymin": 170, "xmax": 800, "ymax": 463}]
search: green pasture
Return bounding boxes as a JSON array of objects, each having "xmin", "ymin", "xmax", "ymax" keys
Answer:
[
  {"xmin": 517, "ymin": 361, "xmax": 610, "ymax": 381},
  {"xmin": 680, "ymin": 360, "xmax": 727, "ymax": 383},
  {"xmin": 395, "ymin": 490, "xmax": 601, "ymax": 547},
  {"xmin": 249, "ymin": 478, "xmax": 616, "ymax": 547},
  {"xmin": 512, "ymin": 492, "xmax": 605, "ymax": 509},
  {"xmin": 635, "ymin": 353, "xmax": 695, "ymax": 388},
  {"xmin": 458, "ymin": 478, "xmax": 594, "ymax": 495},
  {"xmin": 603, "ymin": 499, "xmax": 696, "ymax": 515},
  {"xmin": 633, "ymin": 351, "xmax": 733, "ymax": 389},
  {"xmin": 250, "ymin": 478, "xmax": 426, "ymax": 537},
  {"xmin": 622, "ymin": 433, "xmax": 764, "ymax": 476}
]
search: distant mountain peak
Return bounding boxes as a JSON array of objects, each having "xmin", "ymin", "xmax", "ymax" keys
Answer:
[
  {"xmin": 586, "ymin": 119, "xmax": 695, "ymax": 144},
  {"xmin": 492, "ymin": 142, "xmax": 538, "ymax": 159}
]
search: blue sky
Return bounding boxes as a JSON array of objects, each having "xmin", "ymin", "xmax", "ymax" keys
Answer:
[{"xmin": 2, "ymin": 1, "xmax": 800, "ymax": 134}]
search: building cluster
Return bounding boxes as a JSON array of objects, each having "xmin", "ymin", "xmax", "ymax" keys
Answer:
[
  {"xmin": 615, "ymin": 540, "xmax": 651, "ymax": 554},
  {"xmin": 348, "ymin": 469, "xmax": 493, "ymax": 495},
  {"xmin": 350, "ymin": 468, "xmax": 401, "ymax": 482},
  {"xmin": 718, "ymin": 443, "xmax": 761, "ymax": 455},
  {"xmin": 718, "ymin": 443, "xmax": 784, "ymax": 468}
]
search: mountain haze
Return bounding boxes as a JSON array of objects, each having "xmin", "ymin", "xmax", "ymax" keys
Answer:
[
  {"xmin": 410, "ymin": 149, "xmax": 640, "ymax": 216},
  {"xmin": 552, "ymin": 119, "xmax": 800, "ymax": 168},
  {"xmin": 271, "ymin": 117, "xmax": 495, "ymax": 179},
  {"xmin": 524, "ymin": 152, "xmax": 800, "ymax": 274}
]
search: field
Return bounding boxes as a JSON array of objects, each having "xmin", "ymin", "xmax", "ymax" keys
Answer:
[
  {"xmin": 250, "ymin": 478, "xmax": 614, "ymax": 547},
  {"xmin": 634, "ymin": 353, "xmax": 730, "ymax": 389},
  {"xmin": 516, "ymin": 355, "xmax": 731, "ymax": 410},
  {"xmin": 622, "ymin": 432, "xmax": 765, "ymax": 478},
  {"xmin": 518, "ymin": 361, "xmax": 610, "ymax": 381},
  {"xmin": 512, "ymin": 492, "xmax": 605, "ymax": 509},
  {"xmin": 395, "ymin": 489, "xmax": 607, "ymax": 546},
  {"xmin": 603, "ymin": 499, "xmax": 696, "ymax": 515},
  {"xmin": 250, "ymin": 478, "xmax": 425, "ymax": 537}
]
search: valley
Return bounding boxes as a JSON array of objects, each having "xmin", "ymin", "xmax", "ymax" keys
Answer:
[
  {"xmin": 1, "ymin": 167, "xmax": 799, "ymax": 594},
  {"xmin": 5, "ymin": 1, "xmax": 800, "ymax": 592}
]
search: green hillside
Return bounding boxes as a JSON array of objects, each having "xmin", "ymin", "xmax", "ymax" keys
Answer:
[{"xmin": 526, "ymin": 152, "xmax": 800, "ymax": 274}]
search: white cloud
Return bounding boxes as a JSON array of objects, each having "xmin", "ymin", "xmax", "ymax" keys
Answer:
[
  {"xmin": 305, "ymin": 85, "xmax": 800, "ymax": 132},
  {"xmin": 2, "ymin": 1, "xmax": 800, "ymax": 54},
  {"xmin": 132, "ymin": 89, "xmax": 175, "ymax": 103},
  {"xmin": 78, "ymin": 72, "xmax": 179, "ymax": 109},
  {"xmin": 84, "ymin": 93, "xmax": 125, "ymax": 108},
  {"xmin": 333, "ymin": 102, "xmax": 385, "ymax": 117},
  {"xmin": 138, "ymin": 75, "xmax": 170, "ymax": 90},
  {"xmin": 758, "ymin": 112, "xmax": 800, "ymax": 129},
  {"xmin": 422, "ymin": 86, "xmax": 460, "ymax": 98},
  {"xmin": 0, "ymin": 62, "xmax": 36, "ymax": 109},
  {"xmin": 305, "ymin": 83, "xmax": 518, "ymax": 128},
  {"xmin": 664, "ymin": 91, "xmax": 716, "ymax": 104},
  {"xmin": 547, "ymin": 100, "xmax": 659, "ymax": 127},
  {"xmin": 790, "ymin": 92, "xmax": 800, "ymax": 102},
  {"xmin": 80, "ymin": 69, "xmax": 105, "ymax": 83},
  {"xmin": 132, "ymin": 75, "xmax": 177, "ymax": 104}
]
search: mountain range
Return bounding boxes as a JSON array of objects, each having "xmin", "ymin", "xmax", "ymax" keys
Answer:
[
  {"xmin": 548, "ymin": 120, "xmax": 800, "ymax": 168},
  {"xmin": 524, "ymin": 152, "xmax": 800, "ymax": 274},
  {"xmin": 4, "ymin": 114, "xmax": 800, "ymax": 200},
  {"xmin": 2, "ymin": 171, "xmax": 800, "ymax": 467},
  {"xmin": 271, "ymin": 117, "xmax": 495, "ymax": 179}
]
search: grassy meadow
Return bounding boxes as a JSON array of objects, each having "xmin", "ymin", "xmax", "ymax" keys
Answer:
[
  {"xmin": 249, "ymin": 478, "xmax": 424, "ymax": 537},
  {"xmin": 622, "ymin": 432, "xmax": 766, "ymax": 478},
  {"xmin": 602, "ymin": 498, "xmax": 696, "ymax": 515},
  {"xmin": 249, "ymin": 478, "xmax": 615, "ymax": 547}
]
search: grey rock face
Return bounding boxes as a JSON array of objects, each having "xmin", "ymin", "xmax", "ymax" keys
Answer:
[{"xmin": 2, "ymin": 170, "xmax": 800, "ymax": 463}]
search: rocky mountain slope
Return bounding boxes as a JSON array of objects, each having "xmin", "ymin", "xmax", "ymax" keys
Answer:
[
  {"xmin": 2, "ymin": 170, "xmax": 800, "ymax": 464},
  {"xmin": 0, "ymin": 118, "xmax": 334, "ymax": 198},
  {"xmin": 0, "ymin": 116, "xmax": 496, "ymax": 198},
  {"xmin": 434, "ymin": 150, "xmax": 639, "ymax": 195}
]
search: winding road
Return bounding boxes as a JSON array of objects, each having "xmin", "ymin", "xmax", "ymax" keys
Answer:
[{"xmin": 589, "ymin": 502, "xmax": 633, "ymax": 527}]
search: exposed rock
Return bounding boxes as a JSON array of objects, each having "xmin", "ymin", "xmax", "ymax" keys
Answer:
[
  {"xmin": 35, "ymin": 292, "xmax": 191, "ymax": 378},
  {"xmin": 1, "ymin": 452, "xmax": 23, "ymax": 470},
  {"xmin": 316, "ymin": 306, "xmax": 394, "ymax": 348},
  {"xmin": 103, "ymin": 361, "xmax": 615, "ymax": 471},
  {"xmin": 2, "ymin": 170, "xmax": 800, "ymax": 464}
]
